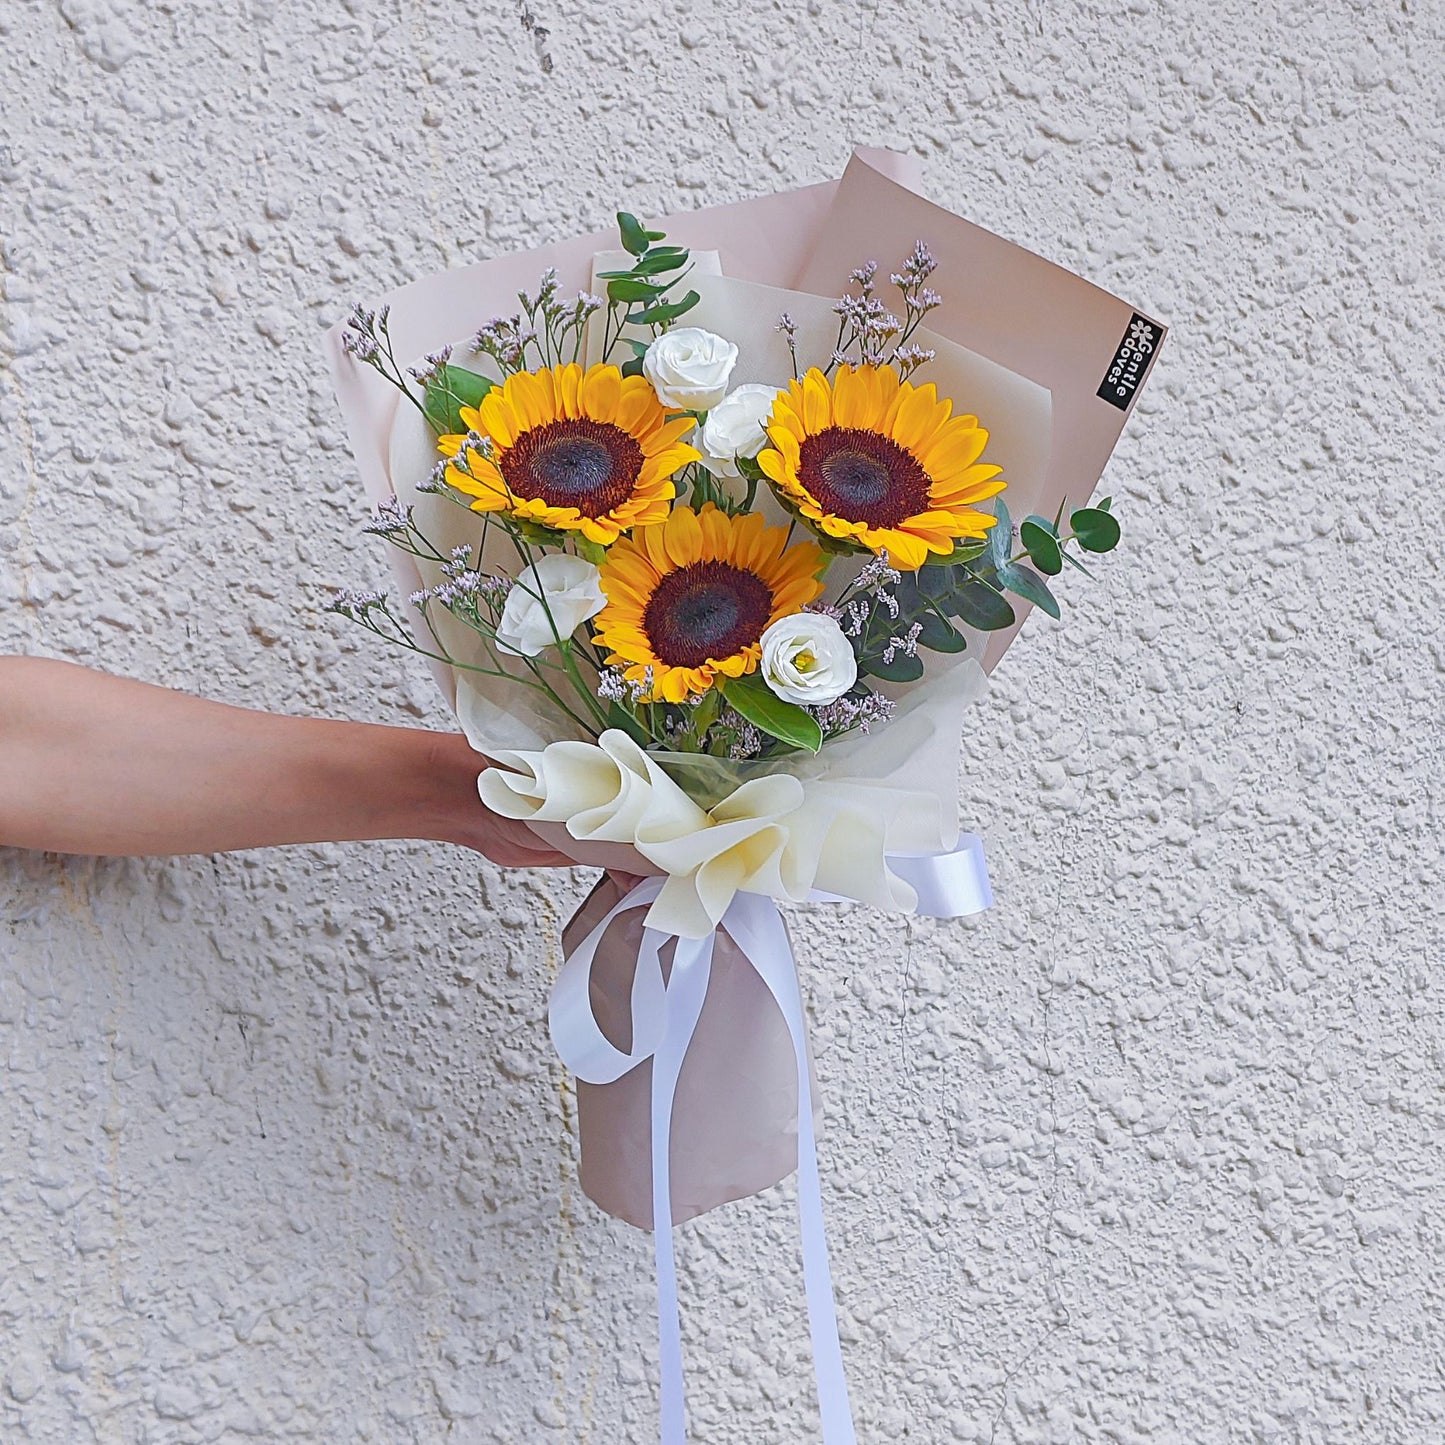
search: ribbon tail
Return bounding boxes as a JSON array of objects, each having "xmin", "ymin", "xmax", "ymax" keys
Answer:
[
  {"xmin": 649, "ymin": 929, "xmax": 715, "ymax": 1445},
  {"xmin": 726, "ymin": 895, "xmax": 858, "ymax": 1445}
]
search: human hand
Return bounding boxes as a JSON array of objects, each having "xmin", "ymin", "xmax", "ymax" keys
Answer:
[{"xmin": 418, "ymin": 731, "xmax": 577, "ymax": 869}]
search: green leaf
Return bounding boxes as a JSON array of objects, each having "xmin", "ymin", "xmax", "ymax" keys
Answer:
[
  {"xmin": 620, "ymin": 356, "xmax": 645, "ymax": 378},
  {"xmin": 598, "ymin": 252, "xmax": 689, "ymax": 278},
  {"xmin": 912, "ymin": 566, "xmax": 951, "ymax": 602},
  {"xmin": 1061, "ymin": 549, "xmax": 1095, "ymax": 577},
  {"xmin": 944, "ymin": 581, "xmax": 1016, "ymax": 631},
  {"xmin": 628, "ymin": 251, "xmax": 690, "ymax": 276},
  {"xmin": 914, "ymin": 609, "xmax": 968, "ymax": 653},
  {"xmin": 922, "ymin": 540, "xmax": 988, "ymax": 566},
  {"xmin": 997, "ymin": 562, "xmax": 1061, "ymax": 619},
  {"xmin": 1098, "ymin": 496, "xmax": 1113, "ymax": 512},
  {"xmin": 607, "ymin": 276, "xmax": 667, "ymax": 303},
  {"xmin": 720, "ymin": 675, "xmax": 823, "ymax": 754},
  {"xmin": 1020, "ymin": 519, "xmax": 1063, "ymax": 576},
  {"xmin": 576, "ymin": 538, "xmax": 607, "ymax": 565},
  {"xmin": 424, "ymin": 366, "xmax": 494, "ymax": 434},
  {"xmin": 633, "ymin": 289, "xmax": 701, "ymax": 325},
  {"xmin": 861, "ymin": 650, "xmax": 925, "ymax": 683},
  {"xmin": 605, "ymin": 702, "xmax": 650, "ymax": 745},
  {"xmin": 1071, "ymin": 507, "xmax": 1121, "ymax": 553},
  {"xmin": 617, "ymin": 211, "xmax": 650, "ymax": 256},
  {"xmin": 986, "ymin": 499, "xmax": 1013, "ymax": 571}
]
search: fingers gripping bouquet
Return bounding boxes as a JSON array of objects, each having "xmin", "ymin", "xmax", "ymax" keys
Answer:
[{"xmin": 325, "ymin": 151, "xmax": 1160, "ymax": 1444}]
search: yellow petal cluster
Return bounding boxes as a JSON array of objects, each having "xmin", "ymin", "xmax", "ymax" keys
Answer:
[
  {"xmin": 595, "ymin": 503, "xmax": 825, "ymax": 703},
  {"xmin": 757, "ymin": 364, "xmax": 1006, "ymax": 570},
  {"xmin": 440, "ymin": 362, "xmax": 700, "ymax": 546}
]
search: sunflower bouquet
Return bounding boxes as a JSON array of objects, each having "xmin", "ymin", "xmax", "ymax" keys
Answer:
[
  {"xmin": 332, "ymin": 222, "xmax": 1116, "ymax": 810},
  {"xmin": 325, "ymin": 151, "xmax": 1161, "ymax": 1444}
]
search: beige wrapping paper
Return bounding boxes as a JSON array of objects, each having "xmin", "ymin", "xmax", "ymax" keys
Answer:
[
  {"xmin": 325, "ymin": 147, "xmax": 1166, "ymax": 1228},
  {"xmin": 561, "ymin": 873, "xmax": 815, "ymax": 1229}
]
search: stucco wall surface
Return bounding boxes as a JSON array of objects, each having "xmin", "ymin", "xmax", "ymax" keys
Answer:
[{"xmin": 2, "ymin": 0, "xmax": 1443, "ymax": 1441}]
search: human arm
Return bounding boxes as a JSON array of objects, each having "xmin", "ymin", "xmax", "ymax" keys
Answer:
[{"xmin": 0, "ymin": 657, "xmax": 568, "ymax": 866}]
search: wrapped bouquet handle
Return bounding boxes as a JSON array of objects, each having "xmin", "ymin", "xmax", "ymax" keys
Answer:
[{"xmin": 552, "ymin": 845, "xmax": 990, "ymax": 1443}]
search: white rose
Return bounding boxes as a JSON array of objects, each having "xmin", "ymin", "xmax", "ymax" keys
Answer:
[
  {"xmin": 759, "ymin": 612, "xmax": 858, "ymax": 707},
  {"xmin": 494, "ymin": 553, "xmax": 606, "ymax": 657},
  {"xmin": 642, "ymin": 327, "xmax": 738, "ymax": 411},
  {"xmin": 698, "ymin": 384, "xmax": 781, "ymax": 479}
]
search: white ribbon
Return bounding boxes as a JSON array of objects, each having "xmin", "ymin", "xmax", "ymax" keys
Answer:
[{"xmin": 548, "ymin": 838, "xmax": 991, "ymax": 1443}]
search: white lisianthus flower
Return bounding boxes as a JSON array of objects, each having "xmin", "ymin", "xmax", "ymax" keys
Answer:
[
  {"xmin": 494, "ymin": 553, "xmax": 606, "ymax": 657},
  {"xmin": 759, "ymin": 612, "xmax": 858, "ymax": 707},
  {"xmin": 642, "ymin": 327, "xmax": 739, "ymax": 411},
  {"xmin": 698, "ymin": 384, "xmax": 780, "ymax": 479}
]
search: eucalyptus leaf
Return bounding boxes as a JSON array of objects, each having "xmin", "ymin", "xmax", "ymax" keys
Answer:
[
  {"xmin": 617, "ymin": 211, "xmax": 650, "ymax": 256},
  {"xmin": 986, "ymin": 499, "xmax": 1013, "ymax": 571},
  {"xmin": 998, "ymin": 562, "xmax": 1061, "ymax": 619},
  {"xmin": 1071, "ymin": 507, "xmax": 1122, "ymax": 553},
  {"xmin": 915, "ymin": 566, "xmax": 952, "ymax": 601},
  {"xmin": 914, "ymin": 609, "xmax": 968, "ymax": 653},
  {"xmin": 721, "ymin": 675, "xmax": 822, "ymax": 753},
  {"xmin": 1020, "ymin": 519, "xmax": 1063, "ymax": 576},
  {"xmin": 861, "ymin": 650, "xmax": 926, "ymax": 683},
  {"xmin": 620, "ymin": 356, "xmax": 645, "ymax": 378},
  {"xmin": 923, "ymin": 540, "xmax": 988, "ymax": 566},
  {"xmin": 423, "ymin": 366, "xmax": 494, "ymax": 434},
  {"xmin": 945, "ymin": 581, "xmax": 1016, "ymax": 631}
]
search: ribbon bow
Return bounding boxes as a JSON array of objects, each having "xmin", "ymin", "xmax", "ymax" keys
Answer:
[{"xmin": 549, "ymin": 840, "xmax": 991, "ymax": 1443}]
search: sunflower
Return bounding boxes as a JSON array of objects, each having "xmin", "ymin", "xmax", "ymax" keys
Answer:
[
  {"xmin": 756, "ymin": 364, "xmax": 1006, "ymax": 571},
  {"xmin": 439, "ymin": 362, "xmax": 700, "ymax": 545},
  {"xmin": 594, "ymin": 503, "xmax": 826, "ymax": 703}
]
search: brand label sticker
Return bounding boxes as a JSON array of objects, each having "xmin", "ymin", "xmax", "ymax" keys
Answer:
[{"xmin": 1097, "ymin": 314, "xmax": 1161, "ymax": 411}]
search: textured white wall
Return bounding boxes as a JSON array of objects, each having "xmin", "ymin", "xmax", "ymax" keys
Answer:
[{"xmin": 2, "ymin": 0, "xmax": 1443, "ymax": 1441}]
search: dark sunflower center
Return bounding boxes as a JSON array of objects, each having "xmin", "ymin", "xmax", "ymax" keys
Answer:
[
  {"xmin": 797, "ymin": 426, "xmax": 931, "ymax": 529},
  {"xmin": 642, "ymin": 561, "xmax": 775, "ymax": 669},
  {"xmin": 500, "ymin": 418, "xmax": 645, "ymax": 518}
]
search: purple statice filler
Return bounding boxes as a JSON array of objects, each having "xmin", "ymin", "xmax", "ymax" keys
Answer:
[
  {"xmin": 341, "ymin": 305, "xmax": 381, "ymax": 364},
  {"xmin": 892, "ymin": 344, "xmax": 936, "ymax": 378},
  {"xmin": 325, "ymin": 587, "xmax": 389, "ymax": 618},
  {"xmin": 361, "ymin": 496, "xmax": 411, "ymax": 537},
  {"xmin": 811, "ymin": 691, "xmax": 896, "ymax": 738},
  {"xmin": 408, "ymin": 344, "xmax": 454, "ymax": 389},
  {"xmin": 881, "ymin": 620, "xmax": 924, "ymax": 666},
  {"xmin": 890, "ymin": 240, "xmax": 938, "ymax": 291},
  {"xmin": 777, "ymin": 310, "xmax": 800, "ymax": 376}
]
